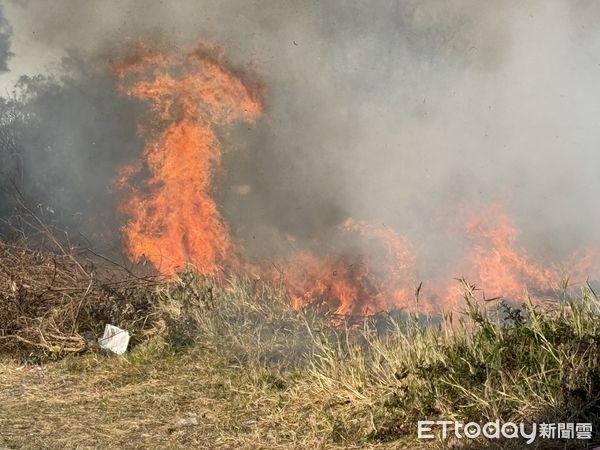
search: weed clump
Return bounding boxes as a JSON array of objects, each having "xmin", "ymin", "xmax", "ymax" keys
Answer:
[
  {"xmin": 2, "ymin": 243, "xmax": 600, "ymax": 448},
  {"xmin": 0, "ymin": 241, "xmax": 161, "ymax": 358}
]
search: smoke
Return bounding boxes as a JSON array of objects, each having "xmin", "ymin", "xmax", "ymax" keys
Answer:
[
  {"xmin": 1, "ymin": 0, "xmax": 600, "ymax": 279},
  {"xmin": 0, "ymin": 57, "xmax": 144, "ymax": 249},
  {"xmin": 0, "ymin": 4, "xmax": 13, "ymax": 72}
]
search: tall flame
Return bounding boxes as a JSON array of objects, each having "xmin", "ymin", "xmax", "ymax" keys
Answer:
[{"xmin": 114, "ymin": 44, "xmax": 261, "ymax": 275}]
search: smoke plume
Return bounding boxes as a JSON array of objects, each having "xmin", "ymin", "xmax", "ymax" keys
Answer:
[
  {"xmin": 1, "ymin": 0, "xmax": 599, "ymax": 309},
  {"xmin": 0, "ymin": 4, "xmax": 13, "ymax": 72}
]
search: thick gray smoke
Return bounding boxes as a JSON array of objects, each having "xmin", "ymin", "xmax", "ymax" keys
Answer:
[
  {"xmin": 1, "ymin": 0, "xmax": 599, "ymax": 276},
  {"xmin": 0, "ymin": 4, "xmax": 13, "ymax": 72}
]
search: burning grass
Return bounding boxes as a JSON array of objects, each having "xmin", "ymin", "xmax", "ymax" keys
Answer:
[{"xmin": 1, "ymin": 244, "xmax": 600, "ymax": 448}]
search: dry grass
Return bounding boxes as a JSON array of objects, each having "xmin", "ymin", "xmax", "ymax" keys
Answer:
[
  {"xmin": 1, "ymin": 247, "xmax": 600, "ymax": 448},
  {"xmin": 0, "ymin": 343, "xmax": 422, "ymax": 449},
  {"xmin": 0, "ymin": 240, "xmax": 161, "ymax": 357}
]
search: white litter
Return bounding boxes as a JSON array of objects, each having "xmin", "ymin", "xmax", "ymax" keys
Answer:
[
  {"xmin": 177, "ymin": 415, "xmax": 198, "ymax": 427},
  {"xmin": 98, "ymin": 324, "xmax": 130, "ymax": 355}
]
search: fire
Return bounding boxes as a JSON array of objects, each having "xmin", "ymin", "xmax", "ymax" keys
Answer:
[
  {"xmin": 462, "ymin": 204, "xmax": 596, "ymax": 302},
  {"xmin": 113, "ymin": 44, "xmax": 261, "ymax": 275},
  {"xmin": 280, "ymin": 220, "xmax": 419, "ymax": 316},
  {"xmin": 112, "ymin": 44, "xmax": 597, "ymax": 316}
]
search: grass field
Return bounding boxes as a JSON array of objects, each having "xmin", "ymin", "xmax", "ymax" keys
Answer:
[{"xmin": 2, "ymin": 270, "xmax": 600, "ymax": 449}]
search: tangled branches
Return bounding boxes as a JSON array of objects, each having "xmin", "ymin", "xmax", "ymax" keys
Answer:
[{"xmin": 0, "ymin": 240, "xmax": 162, "ymax": 358}]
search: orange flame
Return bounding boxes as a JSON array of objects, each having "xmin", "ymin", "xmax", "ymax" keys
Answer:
[
  {"xmin": 112, "ymin": 44, "xmax": 597, "ymax": 316},
  {"xmin": 114, "ymin": 44, "xmax": 261, "ymax": 275},
  {"xmin": 461, "ymin": 204, "xmax": 596, "ymax": 302},
  {"xmin": 279, "ymin": 220, "xmax": 419, "ymax": 316}
]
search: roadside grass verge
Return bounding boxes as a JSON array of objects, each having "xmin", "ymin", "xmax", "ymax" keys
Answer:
[{"xmin": 2, "ymin": 268, "xmax": 600, "ymax": 448}]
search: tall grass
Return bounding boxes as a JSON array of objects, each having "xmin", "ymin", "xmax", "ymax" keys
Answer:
[
  {"xmin": 152, "ymin": 273, "xmax": 600, "ymax": 447},
  {"xmin": 2, "ymin": 269, "xmax": 599, "ymax": 448}
]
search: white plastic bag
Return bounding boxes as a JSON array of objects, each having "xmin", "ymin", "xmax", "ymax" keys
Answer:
[{"xmin": 98, "ymin": 324, "xmax": 130, "ymax": 355}]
